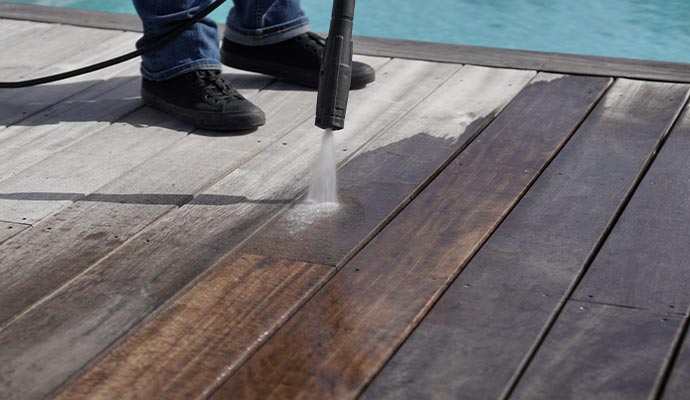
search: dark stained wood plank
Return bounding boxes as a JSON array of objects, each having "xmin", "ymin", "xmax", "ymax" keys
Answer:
[
  {"xmin": 243, "ymin": 66, "xmax": 540, "ymax": 266},
  {"xmin": 54, "ymin": 254, "xmax": 332, "ymax": 400},
  {"xmin": 362, "ymin": 79, "xmax": 690, "ymax": 400},
  {"xmin": 571, "ymin": 106, "xmax": 690, "ymax": 313},
  {"xmin": 0, "ymin": 59, "xmax": 455, "ymax": 400},
  {"xmin": 211, "ymin": 73, "xmax": 613, "ymax": 400},
  {"xmin": 52, "ymin": 66, "xmax": 534, "ymax": 400},
  {"xmin": 510, "ymin": 302, "xmax": 681, "ymax": 400},
  {"xmin": 662, "ymin": 326, "xmax": 690, "ymax": 400}
]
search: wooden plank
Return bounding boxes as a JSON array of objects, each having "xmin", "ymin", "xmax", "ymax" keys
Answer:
[
  {"xmin": 509, "ymin": 302, "xmax": 681, "ymax": 400},
  {"xmin": 243, "ymin": 66, "xmax": 538, "ymax": 266},
  {"xmin": 0, "ymin": 58, "xmax": 455, "ymax": 400},
  {"xmin": 0, "ymin": 30, "xmax": 141, "ymax": 127},
  {"xmin": 0, "ymin": 4, "xmax": 143, "ymax": 32},
  {"xmin": 662, "ymin": 327, "xmax": 690, "ymax": 400},
  {"xmin": 0, "ymin": 56, "xmax": 384, "ymax": 330},
  {"xmin": 0, "ymin": 71, "xmax": 142, "ymax": 181},
  {"xmin": 6, "ymin": 4, "xmax": 690, "ymax": 83},
  {"xmin": 54, "ymin": 66, "xmax": 536, "ymax": 400},
  {"xmin": 212, "ymin": 73, "xmax": 613, "ymax": 400},
  {"xmin": 54, "ymin": 254, "xmax": 333, "ymax": 400},
  {"xmin": 0, "ymin": 107, "xmax": 191, "ymax": 224},
  {"xmin": 0, "ymin": 23, "xmax": 120, "ymax": 81},
  {"xmin": 353, "ymin": 36, "xmax": 690, "ymax": 84},
  {"xmin": 362, "ymin": 79, "xmax": 690, "ymax": 400},
  {"xmin": 0, "ymin": 19, "xmax": 54, "ymax": 46},
  {"xmin": 0, "ymin": 220, "xmax": 29, "ymax": 243},
  {"xmin": 571, "ymin": 106, "xmax": 690, "ymax": 313}
]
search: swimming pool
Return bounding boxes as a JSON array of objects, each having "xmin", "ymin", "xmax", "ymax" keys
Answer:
[{"xmin": 5, "ymin": 0, "xmax": 690, "ymax": 64}]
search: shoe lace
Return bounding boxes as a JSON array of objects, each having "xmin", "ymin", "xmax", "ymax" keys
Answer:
[
  {"xmin": 194, "ymin": 70, "xmax": 243, "ymax": 103},
  {"xmin": 300, "ymin": 32, "xmax": 326, "ymax": 55}
]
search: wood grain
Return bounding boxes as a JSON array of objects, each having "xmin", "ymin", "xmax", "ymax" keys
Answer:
[
  {"xmin": 212, "ymin": 73, "xmax": 611, "ymax": 400},
  {"xmin": 0, "ymin": 30, "xmax": 141, "ymax": 127},
  {"xmin": 0, "ymin": 23, "xmax": 120, "ymax": 82},
  {"xmin": 662, "ymin": 327, "xmax": 690, "ymax": 400},
  {"xmin": 363, "ymin": 79, "xmax": 690, "ymax": 400},
  {"xmin": 0, "ymin": 59, "xmax": 453, "ymax": 400},
  {"xmin": 244, "ymin": 66, "xmax": 536, "ymax": 266},
  {"xmin": 571, "ymin": 105, "xmax": 690, "ymax": 313},
  {"xmin": 54, "ymin": 254, "xmax": 332, "ymax": 400},
  {"xmin": 0, "ymin": 60, "xmax": 317, "ymax": 327},
  {"xmin": 0, "ymin": 221, "xmax": 29, "ymax": 243},
  {"xmin": 510, "ymin": 302, "xmax": 681, "ymax": 400},
  {"xmin": 54, "ymin": 65, "xmax": 533, "ymax": 400}
]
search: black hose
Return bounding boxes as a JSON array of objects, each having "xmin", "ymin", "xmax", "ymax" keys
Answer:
[{"xmin": 0, "ymin": 0, "xmax": 226, "ymax": 89}]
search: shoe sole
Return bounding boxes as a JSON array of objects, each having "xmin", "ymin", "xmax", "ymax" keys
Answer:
[
  {"xmin": 142, "ymin": 88, "xmax": 265, "ymax": 132},
  {"xmin": 221, "ymin": 49, "xmax": 374, "ymax": 90}
]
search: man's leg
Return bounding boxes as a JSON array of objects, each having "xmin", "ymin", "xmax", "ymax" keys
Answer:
[
  {"xmin": 221, "ymin": 0, "xmax": 375, "ymax": 89},
  {"xmin": 132, "ymin": 0, "xmax": 265, "ymax": 131}
]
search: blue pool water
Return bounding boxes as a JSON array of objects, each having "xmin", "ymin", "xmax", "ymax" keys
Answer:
[{"xmin": 5, "ymin": 0, "xmax": 690, "ymax": 63}]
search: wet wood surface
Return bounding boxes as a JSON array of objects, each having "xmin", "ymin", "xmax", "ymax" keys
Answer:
[
  {"xmin": 362, "ymin": 79, "xmax": 690, "ymax": 400},
  {"xmin": 3, "ymin": 18, "xmax": 690, "ymax": 400},
  {"xmin": 212, "ymin": 74, "xmax": 611, "ymax": 400},
  {"xmin": 510, "ymin": 302, "xmax": 682, "ymax": 400},
  {"xmin": 571, "ymin": 105, "xmax": 690, "ymax": 313},
  {"xmin": 54, "ymin": 66, "xmax": 533, "ymax": 400},
  {"xmin": 54, "ymin": 255, "xmax": 333, "ymax": 400},
  {"xmin": 0, "ymin": 59, "xmax": 457, "ymax": 400},
  {"xmin": 662, "ymin": 327, "xmax": 690, "ymax": 400},
  {"xmin": 244, "ymin": 66, "xmax": 536, "ymax": 266}
]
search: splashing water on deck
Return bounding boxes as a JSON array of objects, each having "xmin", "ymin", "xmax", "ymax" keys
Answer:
[{"xmin": 307, "ymin": 129, "xmax": 338, "ymax": 205}]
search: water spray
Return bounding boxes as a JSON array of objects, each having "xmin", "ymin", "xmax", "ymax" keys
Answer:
[{"xmin": 308, "ymin": 0, "xmax": 356, "ymax": 205}]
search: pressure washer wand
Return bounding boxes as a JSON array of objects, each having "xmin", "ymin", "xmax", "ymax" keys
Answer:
[{"xmin": 315, "ymin": 0, "xmax": 355, "ymax": 131}]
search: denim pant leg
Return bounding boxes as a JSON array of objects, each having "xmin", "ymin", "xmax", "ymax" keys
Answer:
[
  {"xmin": 133, "ymin": 0, "xmax": 222, "ymax": 80},
  {"xmin": 225, "ymin": 0, "xmax": 310, "ymax": 46}
]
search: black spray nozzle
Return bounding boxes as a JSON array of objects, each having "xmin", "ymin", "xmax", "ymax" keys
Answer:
[{"xmin": 315, "ymin": 0, "xmax": 355, "ymax": 131}]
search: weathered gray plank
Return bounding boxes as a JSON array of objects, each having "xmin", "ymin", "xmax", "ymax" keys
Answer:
[
  {"xmin": 0, "ymin": 56, "xmax": 385, "ymax": 330},
  {"xmin": 215, "ymin": 73, "xmax": 612, "ymax": 400},
  {"xmin": 0, "ymin": 18, "xmax": 53, "ymax": 46},
  {"xmin": 53, "ymin": 66, "xmax": 534, "ymax": 400},
  {"xmin": 0, "ymin": 71, "xmax": 142, "ymax": 181},
  {"xmin": 662, "ymin": 326, "xmax": 690, "ymax": 400},
  {"xmin": 0, "ymin": 107, "xmax": 190, "ymax": 224},
  {"xmin": 244, "ymin": 66, "xmax": 537, "ymax": 266},
  {"xmin": 0, "ymin": 30, "xmax": 141, "ymax": 127},
  {"xmin": 510, "ymin": 302, "xmax": 681, "ymax": 400},
  {"xmin": 0, "ymin": 58, "xmax": 455, "ymax": 400},
  {"xmin": 0, "ymin": 220, "xmax": 29, "ymax": 243},
  {"xmin": 0, "ymin": 23, "xmax": 120, "ymax": 81},
  {"xmin": 571, "ymin": 105, "xmax": 690, "ymax": 313},
  {"xmin": 363, "ymin": 79, "xmax": 690, "ymax": 400}
]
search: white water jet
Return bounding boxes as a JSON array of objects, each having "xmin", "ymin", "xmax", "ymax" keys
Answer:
[{"xmin": 307, "ymin": 129, "xmax": 338, "ymax": 204}]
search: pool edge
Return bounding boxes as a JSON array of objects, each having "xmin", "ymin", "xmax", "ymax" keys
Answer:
[{"xmin": 2, "ymin": 1, "xmax": 690, "ymax": 83}]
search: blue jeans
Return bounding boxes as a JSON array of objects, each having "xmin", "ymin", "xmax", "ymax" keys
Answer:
[{"xmin": 133, "ymin": 0, "xmax": 310, "ymax": 80}]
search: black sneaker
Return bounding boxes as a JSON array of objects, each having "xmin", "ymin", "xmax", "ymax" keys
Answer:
[
  {"xmin": 141, "ymin": 69, "xmax": 265, "ymax": 132},
  {"xmin": 221, "ymin": 32, "xmax": 375, "ymax": 89}
]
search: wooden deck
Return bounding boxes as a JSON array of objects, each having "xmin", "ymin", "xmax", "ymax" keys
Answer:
[{"xmin": 1, "ymin": 8, "xmax": 690, "ymax": 400}]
